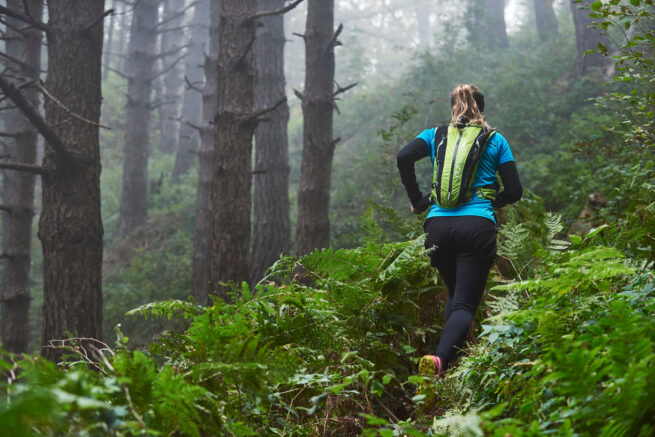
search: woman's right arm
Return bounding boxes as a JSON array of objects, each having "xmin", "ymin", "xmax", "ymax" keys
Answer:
[{"xmin": 396, "ymin": 138, "xmax": 431, "ymax": 212}]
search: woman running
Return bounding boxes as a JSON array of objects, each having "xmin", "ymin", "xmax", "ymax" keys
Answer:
[{"xmin": 396, "ymin": 84, "xmax": 523, "ymax": 377}]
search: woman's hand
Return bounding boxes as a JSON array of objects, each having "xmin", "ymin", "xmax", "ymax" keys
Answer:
[{"xmin": 411, "ymin": 205, "xmax": 421, "ymax": 214}]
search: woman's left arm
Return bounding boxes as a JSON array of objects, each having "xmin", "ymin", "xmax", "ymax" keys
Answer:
[{"xmin": 492, "ymin": 161, "xmax": 522, "ymax": 208}]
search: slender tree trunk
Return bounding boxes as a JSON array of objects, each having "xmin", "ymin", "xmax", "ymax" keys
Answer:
[
  {"xmin": 191, "ymin": 0, "xmax": 219, "ymax": 305},
  {"xmin": 158, "ymin": 0, "xmax": 186, "ymax": 155},
  {"xmin": 1, "ymin": 0, "xmax": 42, "ymax": 355},
  {"xmin": 210, "ymin": 0, "xmax": 256, "ymax": 297},
  {"xmin": 116, "ymin": 1, "xmax": 130, "ymax": 74},
  {"xmin": 534, "ymin": 0, "xmax": 558, "ymax": 42},
  {"xmin": 570, "ymin": 0, "xmax": 610, "ymax": 74},
  {"xmin": 296, "ymin": 0, "xmax": 337, "ymax": 256},
  {"xmin": 40, "ymin": 0, "xmax": 105, "ymax": 361},
  {"xmin": 116, "ymin": 0, "xmax": 159, "ymax": 237},
  {"xmin": 484, "ymin": 0, "xmax": 508, "ymax": 49},
  {"xmin": 103, "ymin": 0, "xmax": 115, "ymax": 80},
  {"xmin": 250, "ymin": 0, "xmax": 290, "ymax": 284},
  {"xmin": 173, "ymin": 0, "xmax": 209, "ymax": 181},
  {"xmin": 414, "ymin": 1, "xmax": 431, "ymax": 50}
]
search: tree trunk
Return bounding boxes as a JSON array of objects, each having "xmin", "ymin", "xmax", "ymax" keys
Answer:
[
  {"xmin": 534, "ymin": 0, "xmax": 558, "ymax": 43},
  {"xmin": 210, "ymin": 0, "xmax": 256, "ymax": 297},
  {"xmin": 484, "ymin": 0, "xmax": 508, "ymax": 49},
  {"xmin": 250, "ymin": 0, "xmax": 291, "ymax": 284},
  {"xmin": 173, "ymin": 0, "xmax": 209, "ymax": 181},
  {"xmin": 570, "ymin": 0, "xmax": 609, "ymax": 74},
  {"xmin": 116, "ymin": 1, "xmax": 130, "ymax": 74},
  {"xmin": 116, "ymin": 0, "xmax": 159, "ymax": 238},
  {"xmin": 40, "ymin": 0, "xmax": 105, "ymax": 361},
  {"xmin": 191, "ymin": 0, "xmax": 220, "ymax": 305},
  {"xmin": 1, "ymin": 0, "xmax": 42, "ymax": 355},
  {"xmin": 296, "ymin": 0, "xmax": 337, "ymax": 256},
  {"xmin": 158, "ymin": 0, "xmax": 186, "ymax": 155},
  {"xmin": 103, "ymin": 0, "xmax": 115, "ymax": 80}
]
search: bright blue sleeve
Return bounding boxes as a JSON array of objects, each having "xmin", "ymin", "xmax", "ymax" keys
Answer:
[
  {"xmin": 493, "ymin": 132, "xmax": 515, "ymax": 165},
  {"xmin": 417, "ymin": 128, "xmax": 435, "ymax": 159}
]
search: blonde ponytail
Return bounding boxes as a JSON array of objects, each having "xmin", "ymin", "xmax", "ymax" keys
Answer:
[{"xmin": 450, "ymin": 84, "xmax": 488, "ymax": 129}]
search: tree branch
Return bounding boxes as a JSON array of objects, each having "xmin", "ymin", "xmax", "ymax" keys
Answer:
[
  {"xmin": 334, "ymin": 81, "xmax": 358, "ymax": 98},
  {"xmin": 0, "ymin": 160, "xmax": 46, "ymax": 174},
  {"xmin": 155, "ymin": 1, "xmax": 199, "ymax": 29},
  {"xmin": 293, "ymin": 88, "xmax": 304, "ymax": 101},
  {"xmin": 0, "ymin": 5, "xmax": 49, "ymax": 33},
  {"xmin": 246, "ymin": 0, "xmax": 304, "ymax": 23},
  {"xmin": 326, "ymin": 23, "xmax": 344, "ymax": 52},
  {"xmin": 37, "ymin": 82, "xmax": 111, "ymax": 130},
  {"xmin": 241, "ymin": 97, "xmax": 287, "ymax": 129},
  {"xmin": 152, "ymin": 43, "xmax": 191, "ymax": 61},
  {"xmin": 84, "ymin": 8, "xmax": 115, "ymax": 33},
  {"xmin": 184, "ymin": 75, "xmax": 203, "ymax": 93},
  {"xmin": 235, "ymin": 35, "xmax": 256, "ymax": 70},
  {"xmin": 149, "ymin": 54, "xmax": 187, "ymax": 81},
  {"xmin": 106, "ymin": 65, "xmax": 129, "ymax": 79},
  {"xmin": 0, "ymin": 73, "xmax": 70, "ymax": 162}
]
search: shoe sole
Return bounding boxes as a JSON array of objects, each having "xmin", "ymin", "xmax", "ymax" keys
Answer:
[{"xmin": 417, "ymin": 355, "xmax": 441, "ymax": 411}]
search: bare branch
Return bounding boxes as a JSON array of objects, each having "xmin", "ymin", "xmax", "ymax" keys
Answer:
[
  {"xmin": 0, "ymin": 5, "xmax": 49, "ymax": 33},
  {"xmin": 155, "ymin": 1, "xmax": 199, "ymax": 29},
  {"xmin": 334, "ymin": 81, "xmax": 358, "ymax": 98},
  {"xmin": 184, "ymin": 75, "xmax": 203, "ymax": 93},
  {"xmin": 155, "ymin": 24, "xmax": 187, "ymax": 35},
  {"xmin": 246, "ymin": 0, "xmax": 304, "ymax": 23},
  {"xmin": 292, "ymin": 32, "xmax": 305, "ymax": 40},
  {"xmin": 152, "ymin": 43, "xmax": 191, "ymax": 61},
  {"xmin": 37, "ymin": 82, "xmax": 111, "ymax": 130},
  {"xmin": 84, "ymin": 8, "xmax": 115, "ymax": 33},
  {"xmin": 171, "ymin": 115, "xmax": 203, "ymax": 133},
  {"xmin": 0, "ymin": 160, "xmax": 46, "ymax": 174},
  {"xmin": 149, "ymin": 54, "xmax": 187, "ymax": 81},
  {"xmin": 235, "ymin": 36, "xmax": 256, "ymax": 70},
  {"xmin": 0, "ymin": 51, "xmax": 28, "ymax": 70},
  {"xmin": 326, "ymin": 23, "xmax": 344, "ymax": 52},
  {"xmin": 0, "ymin": 73, "xmax": 70, "ymax": 162},
  {"xmin": 293, "ymin": 88, "xmax": 304, "ymax": 101},
  {"xmin": 242, "ymin": 97, "xmax": 287, "ymax": 129},
  {"xmin": 106, "ymin": 65, "xmax": 129, "ymax": 79}
]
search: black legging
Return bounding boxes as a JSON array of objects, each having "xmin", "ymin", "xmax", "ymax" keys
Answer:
[{"xmin": 424, "ymin": 216, "xmax": 496, "ymax": 369}]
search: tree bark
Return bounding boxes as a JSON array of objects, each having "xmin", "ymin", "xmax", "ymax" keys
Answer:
[
  {"xmin": 157, "ymin": 0, "xmax": 185, "ymax": 155},
  {"xmin": 484, "ymin": 0, "xmax": 508, "ymax": 49},
  {"xmin": 173, "ymin": 0, "xmax": 209, "ymax": 181},
  {"xmin": 192, "ymin": 0, "xmax": 220, "ymax": 305},
  {"xmin": 39, "ymin": 0, "xmax": 105, "ymax": 361},
  {"xmin": 116, "ymin": 0, "xmax": 160, "ymax": 238},
  {"xmin": 250, "ymin": 0, "xmax": 291, "ymax": 284},
  {"xmin": 210, "ymin": 0, "xmax": 256, "ymax": 298},
  {"xmin": 296, "ymin": 0, "xmax": 337, "ymax": 256},
  {"xmin": 1, "ymin": 0, "xmax": 42, "ymax": 355},
  {"xmin": 570, "ymin": 0, "xmax": 610, "ymax": 74},
  {"xmin": 534, "ymin": 0, "xmax": 558, "ymax": 43}
]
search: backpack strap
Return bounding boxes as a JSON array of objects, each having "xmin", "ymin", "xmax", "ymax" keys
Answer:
[
  {"xmin": 469, "ymin": 130, "xmax": 497, "ymax": 201},
  {"xmin": 431, "ymin": 126, "xmax": 448, "ymax": 204}
]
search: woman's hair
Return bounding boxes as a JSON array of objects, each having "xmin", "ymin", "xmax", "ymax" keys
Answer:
[{"xmin": 450, "ymin": 84, "xmax": 488, "ymax": 128}]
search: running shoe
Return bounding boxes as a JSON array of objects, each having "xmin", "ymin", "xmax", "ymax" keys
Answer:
[{"xmin": 417, "ymin": 355, "xmax": 443, "ymax": 411}]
